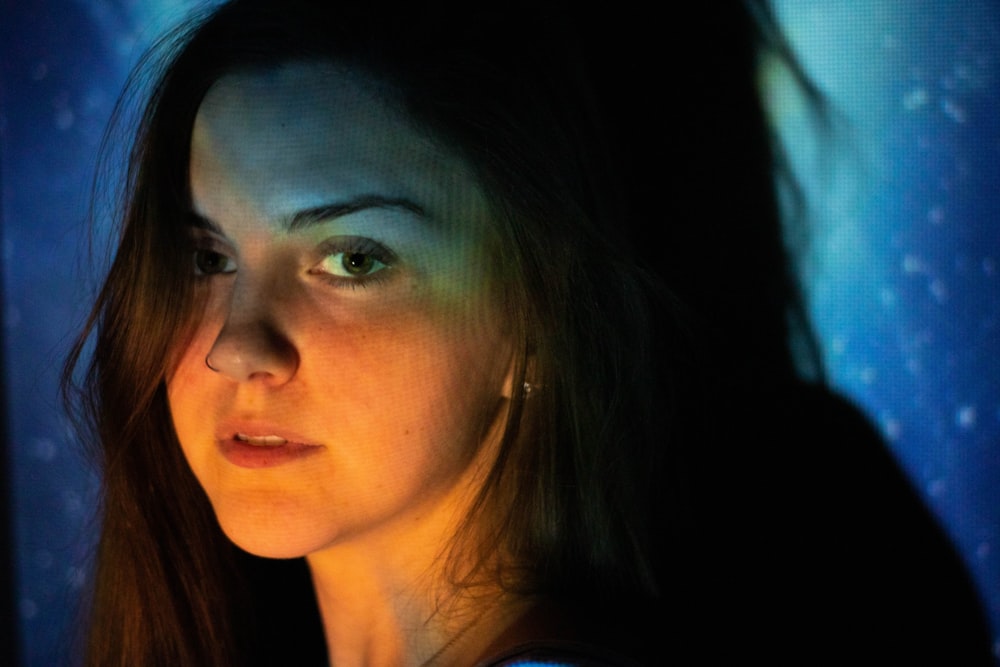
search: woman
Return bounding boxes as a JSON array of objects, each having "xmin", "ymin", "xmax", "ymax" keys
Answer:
[
  {"xmin": 66, "ymin": 1, "xmax": 682, "ymax": 664},
  {"xmin": 64, "ymin": 0, "xmax": 993, "ymax": 665}
]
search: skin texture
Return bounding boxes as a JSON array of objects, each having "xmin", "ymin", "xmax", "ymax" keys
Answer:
[{"xmin": 167, "ymin": 62, "xmax": 520, "ymax": 664}]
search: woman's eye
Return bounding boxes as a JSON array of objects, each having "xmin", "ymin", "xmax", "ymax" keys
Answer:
[
  {"xmin": 311, "ymin": 238, "xmax": 395, "ymax": 285},
  {"xmin": 193, "ymin": 248, "xmax": 237, "ymax": 275},
  {"xmin": 319, "ymin": 251, "xmax": 388, "ymax": 278}
]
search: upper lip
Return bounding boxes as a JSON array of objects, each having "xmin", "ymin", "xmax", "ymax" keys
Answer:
[{"xmin": 217, "ymin": 418, "xmax": 323, "ymax": 447}]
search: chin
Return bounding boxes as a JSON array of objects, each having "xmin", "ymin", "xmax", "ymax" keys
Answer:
[
  {"xmin": 217, "ymin": 522, "xmax": 313, "ymax": 559},
  {"xmin": 225, "ymin": 534, "xmax": 315, "ymax": 560},
  {"xmin": 209, "ymin": 498, "xmax": 338, "ymax": 560}
]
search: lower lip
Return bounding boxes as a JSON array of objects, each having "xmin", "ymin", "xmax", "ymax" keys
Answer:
[{"xmin": 219, "ymin": 438, "xmax": 324, "ymax": 469}]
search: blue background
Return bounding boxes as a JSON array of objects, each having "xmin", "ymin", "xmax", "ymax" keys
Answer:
[{"xmin": 1, "ymin": 1, "xmax": 997, "ymax": 664}]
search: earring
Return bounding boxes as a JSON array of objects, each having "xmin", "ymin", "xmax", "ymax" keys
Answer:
[{"xmin": 523, "ymin": 381, "xmax": 535, "ymax": 396}]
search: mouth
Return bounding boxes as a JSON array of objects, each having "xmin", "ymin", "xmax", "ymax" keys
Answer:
[
  {"xmin": 233, "ymin": 433, "xmax": 289, "ymax": 447},
  {"xmin": 219, "ymin": 428, "xmax": 324, "ymax": 468}
]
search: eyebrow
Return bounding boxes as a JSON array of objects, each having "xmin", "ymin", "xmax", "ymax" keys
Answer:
[
  {"xmin": 285, "ymin": 195, "xmax": 427, "ymax": 231},
  {"xmin": 188, "ymin": 195, "xmax": 427, "ymax": 233}
]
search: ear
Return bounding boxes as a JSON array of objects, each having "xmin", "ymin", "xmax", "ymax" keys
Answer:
[
  {"xmin": 500, "ymin": 345, "xmax": 537, "ymax": 399},
  {"xmin": 500, "ymin": 353, "xmax": 516, "ymax": 399}
]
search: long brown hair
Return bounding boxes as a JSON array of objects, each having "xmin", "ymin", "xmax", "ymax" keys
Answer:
[{"xmin": 64, "ymin": 1, "xmax": 810, "ymax": 663}]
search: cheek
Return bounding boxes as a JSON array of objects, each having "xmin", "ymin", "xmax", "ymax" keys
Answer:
[
  {"xmin": 347, "ymin": 308, "xmax": 500, "ymax": 395},
  {"xmin": 165, "ymin": 313, "xmax": 226, "ymax": 441},
  {"xmin": 165, "ymin": 286, "xmax": 225, "ymax": 383},
  {"xmin": 312, "ymin": 291, "xmax": 510, "ymax": 445}
]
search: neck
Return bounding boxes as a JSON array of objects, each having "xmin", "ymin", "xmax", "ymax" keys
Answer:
[
  {"xmin": 307, "ymin": 545, "xmax": 527, "ymax": 667},
  {"xmin": 303, "ymin": 405, "xmax": 524, "ymax": 666}
]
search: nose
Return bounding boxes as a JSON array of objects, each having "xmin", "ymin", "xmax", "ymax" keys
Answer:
[{"xmin": 204, "ymin": 286, "xmax": 299, "ymax": 385}]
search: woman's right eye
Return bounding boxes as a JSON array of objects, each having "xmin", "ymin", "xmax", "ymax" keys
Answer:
[{"xmin": 193, "ymin": 248, "xmax": 237, "ymax": 276}]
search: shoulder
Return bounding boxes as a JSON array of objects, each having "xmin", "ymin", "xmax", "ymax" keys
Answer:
[{"xmin": 474, "ymin": 640, "xmax": 645, "ymax": 667}]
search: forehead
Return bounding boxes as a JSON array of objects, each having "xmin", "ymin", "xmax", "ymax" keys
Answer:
[{"xmin": 189, "ymin": 62, "xmax": 488, "ymax": 226}]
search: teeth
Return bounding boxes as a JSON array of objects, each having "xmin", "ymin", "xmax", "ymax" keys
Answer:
[{"xmin": 234, "ymin": 433, "xmax": 288, "ymax": 447}]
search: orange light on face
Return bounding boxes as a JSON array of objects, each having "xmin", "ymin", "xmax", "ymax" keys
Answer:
[{"xmin": 167, "ymin": 62, "xmax": 514, "ymax": 562}]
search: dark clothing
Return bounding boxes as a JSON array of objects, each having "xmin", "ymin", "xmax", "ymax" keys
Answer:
[
  {"xmin": 477, "ymin": 641, "xmax": 642, "ymax": 666},
  {"xmin": 667, "ymin": 381, "xmax": 995, "ymax": 664}
]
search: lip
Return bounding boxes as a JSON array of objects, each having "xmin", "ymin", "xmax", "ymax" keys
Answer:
[{"xmin": 216, "ymin": 420, "xmax": 324, "ymax": 469}]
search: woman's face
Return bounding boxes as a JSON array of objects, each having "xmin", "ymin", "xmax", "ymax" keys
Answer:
[{"xmin": 167, "ymin": 62, "xmax": 513, "ymax": 559}]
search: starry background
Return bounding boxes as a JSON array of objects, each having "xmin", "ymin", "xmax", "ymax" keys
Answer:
[{"xmin": 1, "ymin": 1, "xmax": 997, "ymax": 664}]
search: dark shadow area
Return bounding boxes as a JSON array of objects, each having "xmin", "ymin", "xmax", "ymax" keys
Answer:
[
  {"xmin": 0, "ymin": 137, "xmax": 22, "ymax": 667},
  {"xmin": 580, "ymin": 4, "xmax": 995, "ymax": 663}
]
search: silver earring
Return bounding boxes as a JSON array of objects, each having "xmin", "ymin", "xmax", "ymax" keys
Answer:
[{"xmin": 523, "ymin": 381, "xmax": 535, "ymax": 396}]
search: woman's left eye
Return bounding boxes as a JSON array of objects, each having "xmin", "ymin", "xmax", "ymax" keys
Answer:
[{"xmin": 311, "ymin": 237, "xmax": 395, "ymax": 285}]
